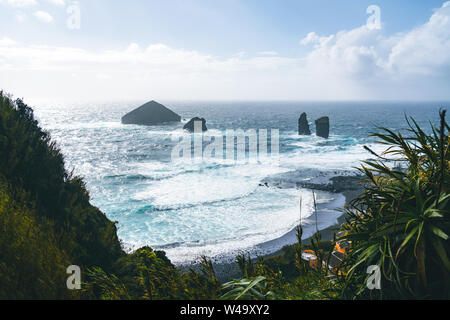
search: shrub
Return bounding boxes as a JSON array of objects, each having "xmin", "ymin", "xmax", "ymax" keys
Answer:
[{"xmin": 340, "ymin": 110, "xmax": 449, "ymax": 299}]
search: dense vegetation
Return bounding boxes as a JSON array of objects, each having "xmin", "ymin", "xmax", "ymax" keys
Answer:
[
  {"xmin": 0, "ymin": 91, "xmax": 447, "ymax": 299},
  {"xmin": 0, "ymin": 92, "xmax": 124, "ymax": 298},
  {"xmin": 339, "ymin": 110, "xmax": 449, "ymax": 299}
]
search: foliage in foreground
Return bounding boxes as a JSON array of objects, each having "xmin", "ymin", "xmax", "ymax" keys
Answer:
[
  {"xmin": 220, "ymin": 231, "xmax": 342, "ymax": 300},
  {"xmin": 339, "ymin": 110, "xmax": 449, "ymax": 299},
  {"xmin": 0, "ymin": 91, "xmax": 126, "ymax": 298},
  {"xmin": 83, "ymin": 251, "xmax": 220, "ymax": 300}
]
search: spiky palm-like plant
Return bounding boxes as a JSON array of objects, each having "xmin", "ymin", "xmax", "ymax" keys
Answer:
[{"xmin": 341, "ymin": 110, "xmax": 449, "ymax": 299}]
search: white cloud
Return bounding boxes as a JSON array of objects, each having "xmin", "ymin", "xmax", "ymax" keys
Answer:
[
  {"xmin": 233, "ymin": 51, "xmax": 246, "ymax": 58},
  {"xmin": 1, "ymin": 2, "xmax": 450, "ymax": 101},
  {"xmin": 96, "ymin": 73, "xmax": 111, "ymax": 80},
  {"xmin": 301, "ymin": 2, "xmax": 450, "ymax": 78},
  {"xmin": 301, "ymin": 26, "xmax": 383, "ymax": 78},
  {"xmin": 0, "ymin": 0, "xmax": 36, "ymax": 7},
  {"xmin": 0, "ymin": 37, "xmax": 17, "ymax": 46},
  {"xmin": 300, "ymin": 32, "xmax": 318, "ymax": 45},
  {"xmin": 258, "ymin": 51, "xmax": 278, "ymax": 56},
  {"xmin": 15, "ymin": 11, "xmax": 26, "ymax": 23},
  {"xmin": 33, "ymin": 10, "xmax": 54, "ymax": 23},
  {"xmin": 300, "ymin": 32, "xmax": 335, "ymax": 48},
  {"xmin": 298, "ymin": 1, "xmax": 450, "ymax": 97},
  {"xmin": 387, "ymin": 3, "xmax": 450, "ymax": 76},
  {"xmin": 0, "ymin": 42, "xmax": 303, "ymax": 101},
  {"xmin": 46, "ymin": 0, "xmax": 65, "ymax": 6}
]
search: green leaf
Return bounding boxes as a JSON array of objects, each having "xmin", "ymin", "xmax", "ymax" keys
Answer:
[
  {"xmin": 432, "ymin": 241, "xmax": 450, "ymax": 272},
  {"xmin": 396, "ymin": 225, "xmax": 418, "ymax": 261},
  {"xmin": 430, "ymin": 226, "xmax": 449, "ymax": 240}
]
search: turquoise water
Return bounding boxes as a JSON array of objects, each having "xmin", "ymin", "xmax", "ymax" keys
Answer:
[{"xmin": 33, "ymin": 101, "xmax": 444, "ymax": 263}]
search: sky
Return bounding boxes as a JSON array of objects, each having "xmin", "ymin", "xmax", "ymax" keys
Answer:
[{"xmin": 1, "ymin": 0, "xmax": 450, "ymax": 102}]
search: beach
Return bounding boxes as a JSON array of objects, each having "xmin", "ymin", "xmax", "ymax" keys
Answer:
[{"xmin": 187, "ymin": 174, "xmax": 365, "ymax": 282}]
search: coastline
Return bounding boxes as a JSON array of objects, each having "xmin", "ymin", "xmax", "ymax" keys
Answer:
[{"xmin": 186, "ymin": 174, "xmax": 365, "ymax": 282}]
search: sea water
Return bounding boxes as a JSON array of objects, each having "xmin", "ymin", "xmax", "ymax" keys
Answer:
[{"xmin": 32, "ymin": 101, "xmax": 444, "ymax": 263}]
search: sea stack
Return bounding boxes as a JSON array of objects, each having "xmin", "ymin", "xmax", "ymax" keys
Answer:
[
  {"xmin": 315, "ymin": 117, "xmax": 330, "ymax": 139},
  {"xmin": 184, "ymin": 117, "xmax": 208, "ymax": 132},
  {"xmin": 121, "ymin": 100, "xmax": 181, "ymax": 125},
  {"xmin": 298, "ymin": 113, "xmax": 311, "ymax": 135}
]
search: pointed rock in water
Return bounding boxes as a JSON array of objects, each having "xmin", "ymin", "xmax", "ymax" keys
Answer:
[
  {"xmin": 121, "ymin": 100, "xmax": 181, "ymax": 125},
  {"xmin": 315, "ymin": 116, "xmax": 330, "ymax": 139},
  {"xmin": 298, "ymin": 112, "xmax": 311, "ymax": 135},
  {"xmin": 184, "ymin": 117, "xmax": 208, "ymax": 132}
]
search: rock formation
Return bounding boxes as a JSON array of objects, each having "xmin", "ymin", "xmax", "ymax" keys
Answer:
[
  {"xmin": 184, "ymin": 117, "xmax": 208, "ymax": 132},
  {"xmin": 121, "ymin": 100, "xmax": 181, "ymax": 125},
  {"xmin": 315, "ymin": 117, "xmax": 330, "ymax": 139},
  {"xmin": 298, "ymin": 112, "xmax": 311, "ymax": 135}
]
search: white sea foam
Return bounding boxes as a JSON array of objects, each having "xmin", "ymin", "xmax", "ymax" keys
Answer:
[
  {"xmin": 120, "ymin": 187, "xmax": 327, "ymax": 263},
  {"xmin": 133, "ymin": 164, "xmax": 293, "ymax": 207},
  {"xmin": 280, "ymin": 142, "xmax": 388, "ymax": 171}
]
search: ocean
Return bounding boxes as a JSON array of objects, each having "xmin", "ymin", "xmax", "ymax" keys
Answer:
[{"xmin": 32, "ymin": 101, "xmax": 445, "ymax": 264}]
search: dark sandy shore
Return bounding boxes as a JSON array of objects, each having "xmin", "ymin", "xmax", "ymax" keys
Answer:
[{"xmin": 184, "ymin": 174, "xmax": 365, "ymax": 282}]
